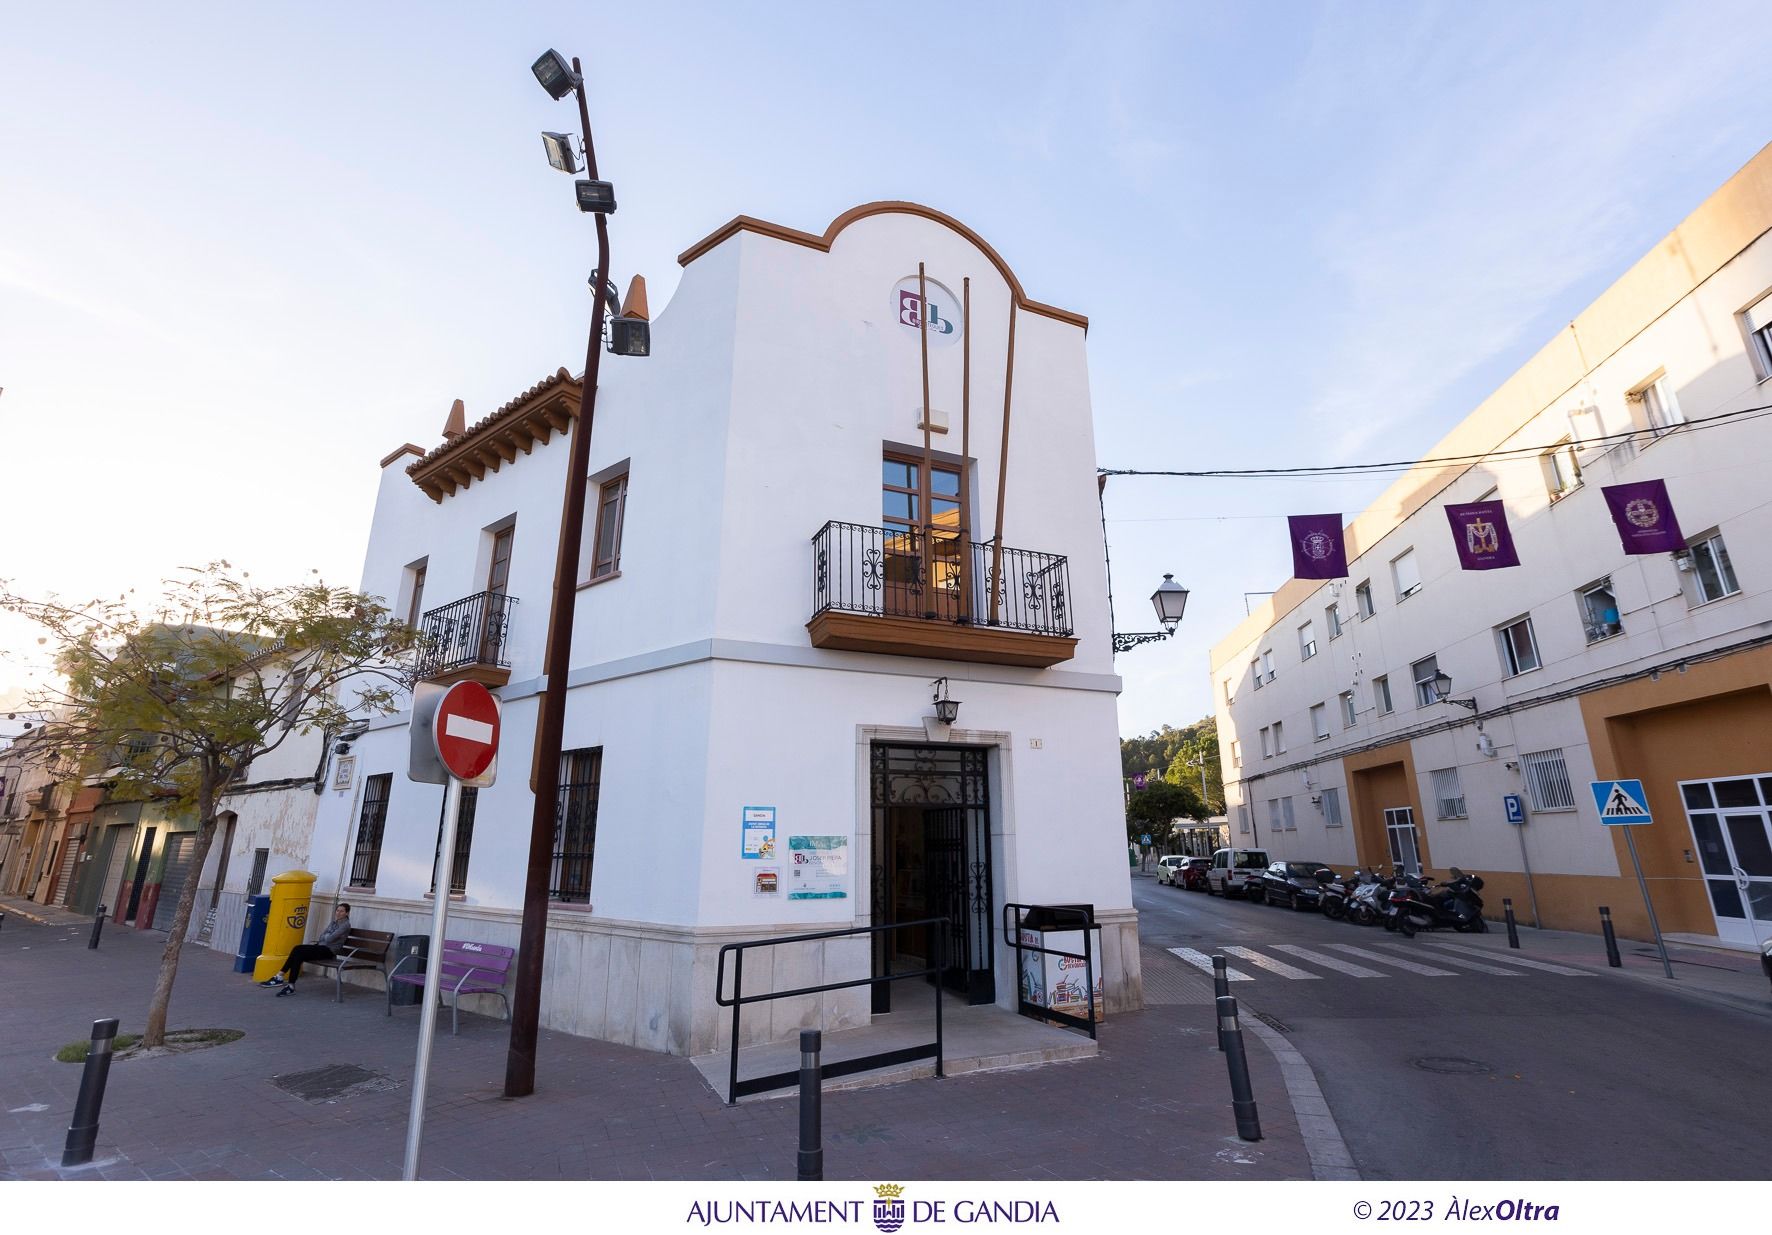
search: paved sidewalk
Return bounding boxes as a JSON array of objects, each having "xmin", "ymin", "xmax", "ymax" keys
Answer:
[
  {"xmin": 1, "ymin": 914, "xmax": 1312, "ymax": 1181},
  {"xmin": 1424, "ymin": 916, "xmax": 1772, "ymax": 1015}
]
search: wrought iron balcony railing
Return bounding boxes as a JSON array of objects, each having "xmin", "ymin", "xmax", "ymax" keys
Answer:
[
  {"xmin": 811, "ymin": 520, "xmax": 1073, "ymax": 637},
  {"xmin": 415, "ymin": 590, "xmax": 518, "ymax": 681}
]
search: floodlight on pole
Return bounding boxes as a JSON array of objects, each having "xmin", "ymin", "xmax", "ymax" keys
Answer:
[
  {"xmin": 531, "ymin": 49, "xmax": 579, "ymax": 99},
  {"xmin": 575, "ymin": 179, "xmax": 617, "ymax": 214},
  {"xmin": 540, "ymin": 132, "xmax": 579, "ymax": 174}
]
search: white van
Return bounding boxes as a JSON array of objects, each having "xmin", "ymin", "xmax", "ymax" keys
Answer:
[{"xmin": 1206, "ymin": 847, "xmax": 1271, "ymax": 896}]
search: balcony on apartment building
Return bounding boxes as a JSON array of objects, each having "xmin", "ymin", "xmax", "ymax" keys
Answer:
[
  {"xmin": 807, "ymin": 520, "xmax": 1077, "ymax": 667},
  {"xmin": 415, "ymin": 590, "xmax": 519, "ymax": 687}
]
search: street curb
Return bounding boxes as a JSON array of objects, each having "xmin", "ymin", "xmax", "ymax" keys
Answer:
[{"xmin": 1238, "ymin": 1012, "xmax": 1359, "ymax": 1181}]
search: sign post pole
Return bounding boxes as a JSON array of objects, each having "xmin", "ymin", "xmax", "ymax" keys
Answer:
[
  {"xmin": 403, "ymin": 774, "xmax": 463, "ymax": 1181},
  {"xmin": 1622, "ymin": 825, "xmax": 1674, "ymax": 980},
  {"xmin": 401, "ymin": 679, "xmax": 501, "ymax": 1180},
  {"xmin": 1589, "ymin": 778, "xmax": 1672, "ymax": 980}
]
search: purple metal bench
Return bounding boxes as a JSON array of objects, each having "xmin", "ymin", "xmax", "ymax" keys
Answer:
[{"xmin": 385, "ymin": 938, "xmax": 516, "ymax": 1035}]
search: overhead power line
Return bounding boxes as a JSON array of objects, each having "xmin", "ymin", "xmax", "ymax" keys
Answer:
[{"xmin": 1100, "ymin": 400, "xmax": 1772, "ymax": 480}]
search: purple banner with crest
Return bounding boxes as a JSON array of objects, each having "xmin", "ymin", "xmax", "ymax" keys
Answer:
[
  {"xmin": 1444, "ymin": 500, "xmax": 1520, "ymax": 570},
  {"xmin": 1288, "ymin": 513, "xmax": 1348, "ymax": 579},
  {"xmin": 1602, "ymin": 479, "xmax": 1686, "ymax": 555}
]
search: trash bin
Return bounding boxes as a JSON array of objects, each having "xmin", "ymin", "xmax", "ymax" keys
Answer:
[
  {"xmin": 390, "ymin": 933, "xmax": 430, "ymax": 1006},
  {"xmin": 1015, "ymin": 903, "xmax": 1104, "ymax": 1024},
  {"xmin": 232, "ymin": 894, "xmax": 271, "ymax": 974}
]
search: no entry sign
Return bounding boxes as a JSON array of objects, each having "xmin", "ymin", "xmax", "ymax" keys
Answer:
[{"xmin": 431, "ymin": 681, "xmax": 500, "ymax": 784}]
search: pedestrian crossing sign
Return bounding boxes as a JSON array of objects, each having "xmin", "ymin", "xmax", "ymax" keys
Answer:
[{"xmin": 1589, "ymin": 778, "xmax": 1652, "ymax": 826}]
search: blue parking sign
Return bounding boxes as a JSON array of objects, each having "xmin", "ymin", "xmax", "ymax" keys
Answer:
[{"xmin": 1503, "ymin": 794, "xmax": 1525, "ymax": 825}]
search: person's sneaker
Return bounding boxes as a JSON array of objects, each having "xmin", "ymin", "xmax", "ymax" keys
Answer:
[
  {"xmin": 258, "ymin": 975, "xmax": 284, "ymax": 987},
  {"xmin": 276, "ymin": 985, "xmax": 296, "ymax": 997}
]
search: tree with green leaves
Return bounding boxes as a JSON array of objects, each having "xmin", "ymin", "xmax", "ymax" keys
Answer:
[
  {"xmin": 1125, "ymin": 778, "xmax": 1208, "ymax": 844},
  {"xmin": 1121, "ymin": 715, "xmax": 1223, "ymax": 816},
  {"xmin": 1, "ymin": 564, "xmax": 415, "ymax": 1047}
]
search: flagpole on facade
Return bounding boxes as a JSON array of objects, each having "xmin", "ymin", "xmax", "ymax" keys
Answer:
[
  {"xmin": 917, "ymin": 262, "xmax": 935, "ymax": 620},
  {"xmin": 989, "ymin": 298, "xmax": 1017, "ymax": 626},
  {"xmin": 959, "ymin": 277, "xmax": 972, "ymax": 622}
]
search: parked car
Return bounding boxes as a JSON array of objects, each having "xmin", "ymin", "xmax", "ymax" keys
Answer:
[
  {"xmin": 1251, "ymin": 860, "xmax": 1336, "ymax": 909},
  {"xmin": 1179, "ymin": 856, "xmax": 1212, "ymax": 891},
  {"xmin": 1205, "ymin": 847, "xmax": 1270, "ymax": 896},
  {"xmin": 1156, "ymin": 855, "xmax": 1188, "ymax": 886}
]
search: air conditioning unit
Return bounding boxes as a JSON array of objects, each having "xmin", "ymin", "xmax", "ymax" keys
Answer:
[{"xmin": 1673, "ymin": 552, "xmax": 1695, "ymax": 573}]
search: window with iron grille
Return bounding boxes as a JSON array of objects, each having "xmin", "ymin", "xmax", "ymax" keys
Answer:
[
  {"xmin": 1522, "ymin": 748, "xmax": 1577, "ymax": 812},
  {"xmin": 430, "ymin": 787, "xmax": 477, "ymax": 895},
  {"xmin": 1431, "ymin": 767, "xmax": 1467, "ymax": 819},
  {"xmin": 1321, "ymin": 786, "xmax": 1343, "ymax": 828},
  {"xmin": 553, "ymin": 747, "xmax": 602, "ymax": 903},
  {"xmin": 349, "ymin": 774, "xmax": 392, "ymax": 888}
]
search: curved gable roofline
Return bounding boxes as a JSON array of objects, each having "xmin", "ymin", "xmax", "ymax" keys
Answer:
[{"xmin": 676, "ymin": 200, "xmax": 1087, "ymax": 332}]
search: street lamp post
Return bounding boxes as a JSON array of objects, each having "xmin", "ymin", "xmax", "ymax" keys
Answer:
[
  {"xmin": 504, "ymin": 48, "xmax": 614, "ymax": 1100},
  {"xmin": 1112, "ymin": 574, "xmax": 1189, "ymax": 653}
]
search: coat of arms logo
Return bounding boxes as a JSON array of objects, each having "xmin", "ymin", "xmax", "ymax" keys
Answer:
[
  {"xmin": 1624, "ymin": 497, "xmax": 1661, "ymax": 529},
  {"xmin": 1301, "ymin": 531, "xmax": 1337, "ymax": 561},
  {"xmin": 1465, "ymin": 517, "xmax": 1499, "ymax": 555},
  {"xmin": 873, "ymin": 1183, "xmax": 906, "ymax": 1233}
]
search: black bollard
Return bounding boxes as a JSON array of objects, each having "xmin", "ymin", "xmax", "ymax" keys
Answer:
[
  {"xmin": 1599, "ymin": 906, "xmax": 1622, "ymax": 968},
  {"xmin": 88, "ymin": 906, "xmax": 107, "ymax": 950},
  {"xmin": 797, "ymin": 1029, "xmax": 823, "ymax": 1182},
  {"xmin": 62, "ymin": 1018, "xmax": 120, "ymax": 1167},
  {"xmin": 1217, "ymin": 996, "xmax": 1262, "ymax": 1141},
  {"xmin": 1503, "ymin": 898, "xmax": 1520, "ymax": 949},
  {"xmin": 1211, "ymin": 954, "xmax": 1230, "ymax": 1052}
]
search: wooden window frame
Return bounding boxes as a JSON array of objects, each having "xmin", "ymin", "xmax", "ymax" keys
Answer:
[{"xmin": 590, "ymin": 471, "xmax": 629, "ymax": 582}]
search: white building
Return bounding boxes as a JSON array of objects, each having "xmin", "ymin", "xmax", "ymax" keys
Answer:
[
  {"xmin": 1210, "ymin": 145, "xmax": 1772, "ymax": 950},
  {"xmin": 306, "ymin": 201, "xmax": 1140, "ymax": 1054}
]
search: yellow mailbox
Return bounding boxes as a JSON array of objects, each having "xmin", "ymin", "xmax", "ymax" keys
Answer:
[{"xmin": 254, "ymin": 869, "xmax": 317, "ymax": 982}]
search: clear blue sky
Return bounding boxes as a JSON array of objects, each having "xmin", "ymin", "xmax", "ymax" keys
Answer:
[{"xmin": 2, "ymin": 3, "xmax": 1768, "ymax": 735}]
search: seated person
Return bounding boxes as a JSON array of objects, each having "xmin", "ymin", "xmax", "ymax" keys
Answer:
[{"xmin": 259, "ymin": 903, "xmax": 351, "ymax": 997}]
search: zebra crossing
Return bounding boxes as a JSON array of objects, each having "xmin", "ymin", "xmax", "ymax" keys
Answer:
[{"xmin": 1166, "ymin": 939, "xmax": 1595, "ymax": 982}]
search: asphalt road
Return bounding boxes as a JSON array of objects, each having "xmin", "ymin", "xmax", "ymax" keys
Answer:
[{"xmin": 1134, "ymin": 874, "xmax": 1772, "ymax": 1180}]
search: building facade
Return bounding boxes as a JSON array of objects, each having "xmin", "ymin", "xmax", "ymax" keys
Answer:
[
  {"xmin": 1211, "ymin": 144, "xmax": 1772, "ymax": 950},
  {"xmin": 305, "ymin": 202, "xmax": 1138, "ymax": 1054}
]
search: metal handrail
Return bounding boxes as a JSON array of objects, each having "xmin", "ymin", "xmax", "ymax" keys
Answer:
[
  {"xmin": 715, "ymin": 917, "xmax": 948, "ymax": 1105},
  {"xmin": 1001, "ymin": 902, "xmax": 1099, "ymax": 1041}
]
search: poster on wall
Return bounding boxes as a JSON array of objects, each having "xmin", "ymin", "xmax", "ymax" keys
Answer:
[
  {"xmin": 742, "ymin": 806, "xmax": 776, "ymax": 859},
  {"xmin": 753, "ymin": 868, "xmax": 779, "ymax": 897},
  {"xmin": 787, "ymin": 835, "xmax": 848, "ymax": 900}
]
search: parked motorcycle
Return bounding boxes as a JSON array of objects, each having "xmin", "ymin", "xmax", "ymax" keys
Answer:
[
  {"xmin": 1391, "ymin": 868, "xmax": 1487, "ymax": 937},
  {"xmin": 1317, "ymin": 867, "xmax": 1357, "ymax": 920},
  {"xmin": 1346, "ymin": 871, "xmax": 1391, "ymax": 926}
]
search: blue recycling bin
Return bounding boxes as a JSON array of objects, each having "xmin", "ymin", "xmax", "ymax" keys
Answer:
[{"xmin": 232, "ymin": 894, "xmax": 271, "ymax": 973}]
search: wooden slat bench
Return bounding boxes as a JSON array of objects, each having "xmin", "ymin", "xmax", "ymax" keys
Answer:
[
  {"xmin": 307, "ymin": 928, "xmax": 395, "ymax": 1004},
  {"xmin": 386, "ymin": 938, "xmax": 516, "ymax": 1035}
]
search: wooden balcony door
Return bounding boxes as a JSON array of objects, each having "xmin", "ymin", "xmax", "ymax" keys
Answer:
[
  {"xmin": 882, "ymin": 453, "xmax": 968, "ymax": 621},
  {"xmin": 481, "ymin": 525, "xmax": 514, "ymax": 663}
]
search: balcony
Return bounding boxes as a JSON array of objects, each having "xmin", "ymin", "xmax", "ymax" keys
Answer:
[
  {"xmin": 415, "ymin": 590, "xmax": 518, "ymax": 687},
  {"xmin": 808, "ymin": 521, "xmax": 1077, "ymax": 668}
]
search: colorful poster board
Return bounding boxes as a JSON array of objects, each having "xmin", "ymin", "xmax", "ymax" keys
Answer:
[
  {"xmin": 787, "ymin": 835, "xmax": 848, "ymax": 900},
  {"xmin": 742, "ymin": 806, "xmax": 776, "ymax": 859}
]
